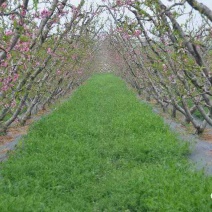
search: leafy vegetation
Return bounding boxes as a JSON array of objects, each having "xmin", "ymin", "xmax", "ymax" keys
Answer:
[{"xmin": 0, "ymin": 74, "xmax": 211, "ymax": 211}]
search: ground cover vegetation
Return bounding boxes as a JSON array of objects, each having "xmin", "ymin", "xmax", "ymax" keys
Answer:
[
  {"xmin": 0, "ymin": 0, "xmax": 212, "ymax": 210},
  {"xmin": 0, "ymin": 74, "xmax": 211, "ymax": 211}
]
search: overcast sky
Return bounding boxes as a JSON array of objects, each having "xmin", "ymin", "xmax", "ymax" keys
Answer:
[
  {"xmin": 71, "ymin": 0, "xmax": 212, "ymax": 8},
  {"xmin": 72, "ymin": 0, "xmax": 212, "ymax": 25},
  {"xmin": 70, "ymin": 0, "xmax": 212, "ymax": 31}
]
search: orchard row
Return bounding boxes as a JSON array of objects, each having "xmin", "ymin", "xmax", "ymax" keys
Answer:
[
  {"xmin": 103, "ymin": 0, "xmax": 212, "ymax": 133},
  {"xmin": 0, "ymin": 0, "xmax": 102, "ymax": 133}
]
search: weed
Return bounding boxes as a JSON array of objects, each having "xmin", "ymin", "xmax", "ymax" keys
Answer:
[{"xmin": 0, "ymin": 74, "xmax": 211, "ymax": 211}]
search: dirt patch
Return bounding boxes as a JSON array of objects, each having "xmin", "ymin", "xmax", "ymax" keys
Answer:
[
  {"xmin": 0, "ymin": 125, "xmax": 29, "ymax": 145},
  {"xmin": 141, "ymin": 98, "xmax": 212, "ymax": 176},
  {"xmin": 200, "ymin": 129, "xmax": 212, "ymax": 143},
  {"xmin": 0, "ymin": 89, "xmax": 75, "ymax": 163},
  {"xmin": 0, "ymin": 109, "xmax": 50, "ymax": 162}
]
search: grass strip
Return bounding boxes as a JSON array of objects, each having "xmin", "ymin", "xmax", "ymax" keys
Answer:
[{"xmin": 0, "ymin": 74, "xmax": 211, "ymax": 211}]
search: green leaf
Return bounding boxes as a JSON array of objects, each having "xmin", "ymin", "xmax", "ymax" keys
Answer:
[
  {"xmin": 33, "ymin": 0, "xmax": 39, "ymax": 11},
  {"xmin": 20, "ymin": 35, "xmax": 29, "ymax": 42},
  {"xmin": 2, "ymin": 35, "xmax": 10, "ymax": 42}
]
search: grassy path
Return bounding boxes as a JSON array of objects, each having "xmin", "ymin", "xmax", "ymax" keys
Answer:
[{"xmin": 0, "ymin": 74, "xmax": 211, "ymax": 211}]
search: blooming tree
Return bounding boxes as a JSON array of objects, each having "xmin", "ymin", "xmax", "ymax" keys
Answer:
[
  {"xmin": 99, "ymin": 0, "xmax": 212, "ymax": 133},
  {"xmin": 0, "ymin": 0, "xmax": 102, "ymax": 133}
]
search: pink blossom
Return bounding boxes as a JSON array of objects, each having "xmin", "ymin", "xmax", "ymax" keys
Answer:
[
  {"xmin": 59, "ymin": 9, "xmax": 68, "ymax": 16},
  {"xmin": 47, "ymin": 48, "xmax": 57, "ymax": 57},
  {"xmin": 7, "ymin": 54, "xmax": 11, "ymax": 60},
  {"xmin": 47, "ymin": 48, "xmax": 52, "ymax": 54},
  {"xmin": 1, "ymin": 86, "xmax": 7, "ymax": 92},
  {"xmin": 10, "ymin": 14, "xmax": 16, "ymax": 20},
  {"xmin": 18, "ymin": 42, "xmax": 30, "ymax": 52},
  {"xmin": 21, "ymin": 9, "xmax": 27, "ymax": 17},
  {"xmin": 18, "ymin": 20, "xmax": 24, "ymax": 26},
  {"xmin": 5, "ymin": 30, "xmax": 13, "ymax": 36},
  {"xmin": 1, "ymin": 2, "xmax": 7, "ymax": 9},
  {"xmin": 56, "ymin": 70, "xmax": 61, "ymax": 75},
  {"xmin": 116, "ymin": 27, "xmax": 123, "ymax": 33},
  {"xmin": 134, "ymin": 30, "xmax": 141, "ymax": 37},
  {"xmin": 125, "ymin": 0, "xmax": 135, "ymax": 5},
  {"xmin": 116, "ymin": 0, "xmax": 123, "ymax": 6},
  {"xmin": 58, "ymin": 2, "xmax": 64, "ymax": 9},
  {"xmin": 0, "ymin": 61, "xmax": 8, "ymax": 67},
  {"xmin": 72, "ymin": 6, "xmax": 79, "ymax": 15},
  {"xmin": 13, "ymin": 74, "xmax": 19, "ymax": 82},
  {"xmin": 40, "ymin": 9, "xmax": 51, "ymax": 19},
  {"xmin": 1, "ymin": 77, "xmax": 11, "ymax": 91},
  {"xmin": 122, "ymin": 32, "xmax": 130, "ymax": 40},
  {"xmin": 3, "ymin": 76, "xmax": 12, "ymax": 85}
]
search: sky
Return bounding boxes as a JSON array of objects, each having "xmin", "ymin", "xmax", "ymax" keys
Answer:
[
  {"xmin": 71, "ymin": 0, "xmax": 212, "ymax": 25},
  {"xmin": 70, "ymin": 0, "xmax": 212, "ymax": 32},
  {"xmin": 71, "ymin": 0, "xmax": 212, "ymax": 8}
]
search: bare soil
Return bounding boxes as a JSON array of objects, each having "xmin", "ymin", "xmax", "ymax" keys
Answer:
[
  {"xmin": 0, "ymin": 109, "xmax": 50, "ymax": 162},
  {"xmin": 149, "ymin": 101, "xmax": 212, "ymax": 175}
]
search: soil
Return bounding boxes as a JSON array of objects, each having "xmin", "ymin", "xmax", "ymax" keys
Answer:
[
  {"xmin": 0, "ymin": 109, "xmax": 50, "ymax": 162},
  {"xmin": 0, "ymin": 91, "xmax": 73, "ymax": 163},
  {"xmin": 151, "ymin": 105, "xmax": 212, "ymax": 176}
]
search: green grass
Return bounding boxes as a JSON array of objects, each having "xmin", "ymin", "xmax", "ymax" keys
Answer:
[{"xmin": 0, "ymin": 74, "xmax": 211, "ymax": 211}]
